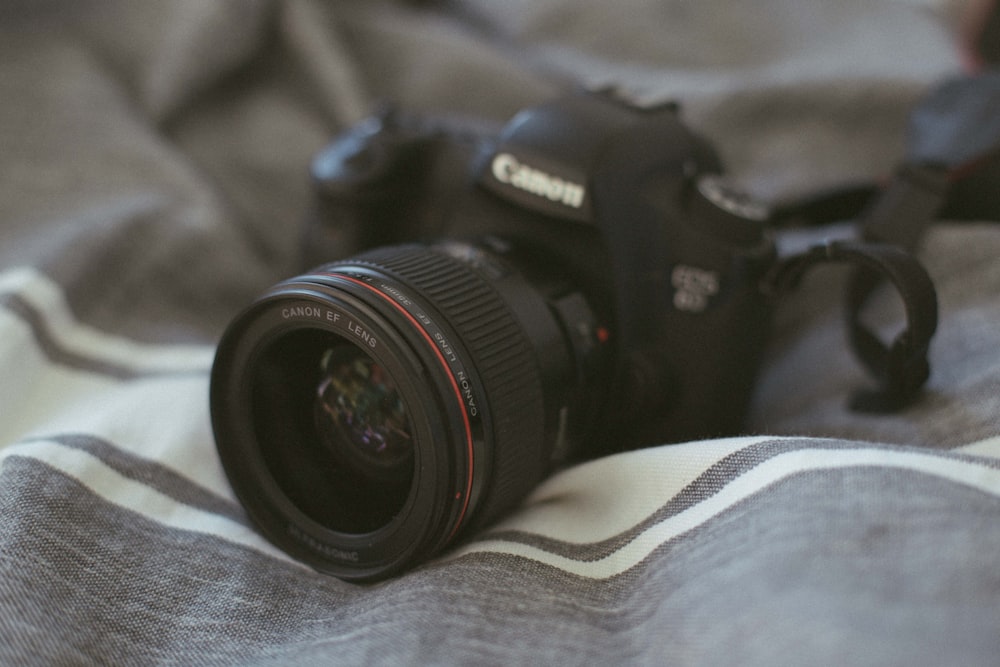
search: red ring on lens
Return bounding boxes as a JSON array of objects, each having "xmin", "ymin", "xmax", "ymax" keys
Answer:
[{"xmin": 328, "ymin": 273, "xmax": 474, "ymax": 539}]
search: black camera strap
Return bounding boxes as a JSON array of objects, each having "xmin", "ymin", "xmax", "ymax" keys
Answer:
[
  {"xmin": 763, "ymin": 70, "xmax": 1000, "ymax": 413},
  {"xmin": 764, "ymin": 240, "xmax": 938, "ymax": 412}
]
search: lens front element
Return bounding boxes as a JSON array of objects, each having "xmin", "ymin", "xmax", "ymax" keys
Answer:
[
  {"xmin": 314, "ymin": 346, "xmax": 414, "ymax": 484},
  {"xmin": 249, "ymin": 328, "xmax": 416, "ymax": 539}
]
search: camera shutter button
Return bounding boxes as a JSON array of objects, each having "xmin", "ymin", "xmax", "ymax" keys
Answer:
[
  {"xmin": 312, "ymin": 115, "xmax": 419, "ymax": 196},
  {"xmin": 689, "ymin": 174, "xmax": 770, "ymax": 245}
]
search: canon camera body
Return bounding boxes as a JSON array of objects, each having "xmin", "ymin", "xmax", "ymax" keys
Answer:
[{"xmin": 210, "ymin": 92, "xmax": 777, "ymax": 581}]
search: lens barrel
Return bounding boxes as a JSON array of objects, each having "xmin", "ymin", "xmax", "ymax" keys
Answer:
[{"xmin": 210, "ymin": 242, "xmax": 599, "ymax": 580}]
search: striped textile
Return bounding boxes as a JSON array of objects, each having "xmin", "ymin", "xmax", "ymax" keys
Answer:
[{"xmin": 3, "ymin": 1, "xmax": 999, "ymax": 664}]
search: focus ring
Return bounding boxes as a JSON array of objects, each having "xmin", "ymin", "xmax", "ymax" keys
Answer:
[{"xmin": 346, "ymin": 245, "xmax": 547, "ymax": 528}]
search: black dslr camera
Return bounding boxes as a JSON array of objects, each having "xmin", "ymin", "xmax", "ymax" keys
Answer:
[{"xmin": 210, "ymin": 92, "xmax": 778, "ymax": 581}]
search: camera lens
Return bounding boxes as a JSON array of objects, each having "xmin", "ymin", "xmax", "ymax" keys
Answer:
[
  {"xmin": 247, "ymin": 329, "xmax": 414, "ymax": 536},
  {"xmin": 210, "ymin": 242, "xmax": 604, "ymax": 581},
  {"xmin": 314, "ymin": 346, "xmax": 413, "ymax": 484}
]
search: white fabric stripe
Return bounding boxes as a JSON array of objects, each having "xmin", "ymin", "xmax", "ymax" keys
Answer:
[
  {"xmin": 448, "ymin": 445, "xmax": 1000, "ymax": 579},
  {"xmin": 1, "ymin": 306, "xmax": 118, "ymax": 441},
  {"xmin": 0, "ymin": 306, "xmax": 226, "ymax": 493},
  {"xmin": 1, "ymin": 439, "xmax": 306, "ymax": 570},
  {"xmin": 0, "ymin": 268, "xmax": 229, "ymax": 493},
  {"xmin": 0, "ymin": 267, "xmax": 214, "ymax": 373},
  {"xmin": 484, "ymin": 436, "xmax": 771, "ymax": 544},
  {"xmin": 956, "ymin": 436, "xmax": 1000, "ymax": 459}
]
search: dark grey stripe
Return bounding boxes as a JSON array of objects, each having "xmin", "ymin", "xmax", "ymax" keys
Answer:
[
  {"xmin": 0, "ymin": 458, "xmax": 354, "ymax": 666},
  {"xmin": 5, "ymin": 457, "xmax": 999, "ymax": 666},
  {"xmin": 19, "ymin": 433, "xmax": 248, "ymax": 526},
  {"xmin": 0, "ymin": 292, "xmax": 209, "ymax": 380},
  {"xmin": 473, "ymin": 437, "xmax": 1000, "ymax": 562}
]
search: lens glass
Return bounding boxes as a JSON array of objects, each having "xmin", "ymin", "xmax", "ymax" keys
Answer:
[
  {"xmin": 251, "ymin": 328, "xmax": 415, "ymax": 534},
  {"xmin": 314, "ymin": 347, "xmax": 413, "ymax": 483}
]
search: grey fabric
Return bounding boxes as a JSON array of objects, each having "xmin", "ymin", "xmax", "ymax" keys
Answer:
[{"xmin": 2, "ymin": 1, "xmax": 999, "ymax": 664}]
